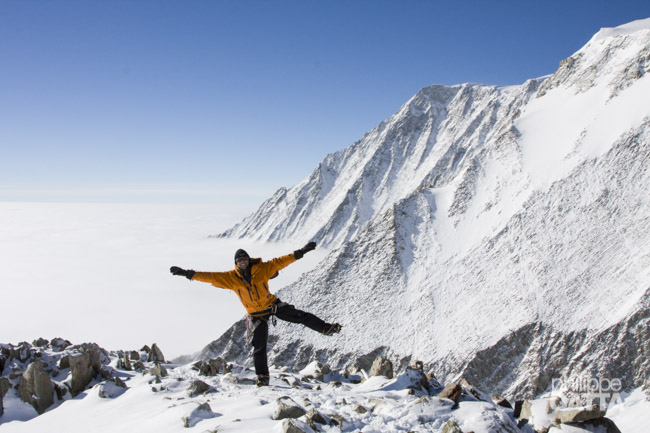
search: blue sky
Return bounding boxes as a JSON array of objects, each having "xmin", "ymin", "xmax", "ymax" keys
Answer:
[{"xmin": 1, "ymin": 0, "xmax": 649, "ymax": 205}]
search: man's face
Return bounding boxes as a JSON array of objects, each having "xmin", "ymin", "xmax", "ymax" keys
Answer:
[{"xmin": 236, "ymin": 257, "xmax": 250, "ymax": 271}]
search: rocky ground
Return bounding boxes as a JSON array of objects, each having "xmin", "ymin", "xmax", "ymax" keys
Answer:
[{"xmin": 0, "ymin": 339, "xmax": 633, "ymax": 432}]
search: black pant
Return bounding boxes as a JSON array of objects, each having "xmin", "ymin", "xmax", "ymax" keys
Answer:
[{"xmin": 251, "ymin": 301, "xmax": 326, "ymax": 376}]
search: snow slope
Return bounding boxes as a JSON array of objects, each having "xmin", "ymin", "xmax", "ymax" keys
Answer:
[{"xmin": 205, "ymin": 18, "xmax": 650, "ymax": 400}]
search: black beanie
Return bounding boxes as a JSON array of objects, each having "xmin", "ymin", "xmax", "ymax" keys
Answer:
[{"xmin": 234, "ymin": 249, "xmax": 250, "ymax": 263}]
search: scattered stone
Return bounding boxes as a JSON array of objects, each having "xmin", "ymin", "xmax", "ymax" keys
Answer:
[
  {"xmin": 150, "ymin": 363, "xmax": 168, "ymax": 378},
  {"xmin": 1, "ymin": 377, "xmax": 11, "ymax": 416},
  {"xmin": 513, "ymin": 400, "xmax": 524, "ymax": 418},
  {"xmin": 193, "ymin": 358, "xmax": 225, "ymax": 376},
  {"xmin": 305, "ymin": 407, "xmax": 327, "ymax": 428},
  {"xmin": 12, "ymin": 342, "xmax": 33, "ymax": 363},
  {"xmin": 492, "ymin": 396, "xmax": 513, "ymax": 409},
  {"xmin": 272, "ymin": 396, "xmax": 306, "ymax": 420},
  {"xmin": 58, "ymin": 355, "xmax": 70, "ymax": 370},
  {"xmin": 187, "ymin": 379, "xmax": 210, "ymax": 397},
  {"xmin": 369, "ymin": 357, "xmax": 394, "ymax": 379},
  {"xmin": 69, "ymin": 346, "xmax": 103, "ymax": 396},
  {"xmin": 53, "ymin": 383, "xmax": 67, "ymax": 400},
  {"xmin": 141, "ymin": 345, "xmax": 151, "ymax": 354},
  {"xmin": 426, "ymin": 370, "xmax": 442, "ymax": 389},
  {"xmin": 441, "ymin": 420, "xmax": 463, "ymax": 433},
  {"xmin": 398, "ymin": 366, "xmax": 431, "ymax": 393},
  {"xmin": 130, "ymin": 350, "xmax": 140, "ymax": 361},
  {"xmin": 328, "ymin": 414, "xmax": 346, "ymax": 428},
  {"xmin": 32, "ymin": 338, "xmax": 49, "ymax": 348},
  {"xmin": 18, "ymin": 360, "xmax": 54, "ymax": 414},
  {"xmin": 50, "ymin": 338, "xmax": 72, "ymax": 351},
  {"xmin": 353, "ymin": 404, "xmax": 368, "ymax": 414},
  {"xmin": 98, "ymin": 381, "xmax": 127, "ymax": 399},
  {"xmin": 182, "ymin": 402, "xmax": 217, "ymax": 428},
  {"xmin": 119, "ymin": 352, "xmax": 132, "ymax": 371},
  {"xmin": 554, "ymin": 406, "xmax": 606, "ymax": 424},
  {"xmin": 148, "ymin": 343, "xmax": 165, "ymax": 363},
  {"xmin": 549, "ymin": 417, "xmax": 622, "ymax": 433},
  {"xmin": 282, "ymin": 418, "xmax": 316, "ymax": 433},
  {"xmin": 438, "ymin": 383, "xmax": 462, "ymax": 403}
]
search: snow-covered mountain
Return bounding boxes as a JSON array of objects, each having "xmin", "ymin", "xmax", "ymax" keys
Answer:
[{"xmin": 206, "ymin": 18, "xmax": 650, "ymax": 401}]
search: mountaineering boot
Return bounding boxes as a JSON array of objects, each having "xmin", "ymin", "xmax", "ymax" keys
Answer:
[
  {"xmin": 323, "ymin": 323, "xmax": 342, "ymax": 336},
  {"xmin": 256, "ymin": 374, "xmax": 270, "ymax": 387}
]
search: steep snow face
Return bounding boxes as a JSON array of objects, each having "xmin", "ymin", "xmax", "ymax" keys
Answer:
[
  {"xmin": 207, "ymin": 20, "xmax": 650, "ymax": 400},
  {"xmin": 217, "ymin": 81, "xmax": 541, "ymax": 248}
]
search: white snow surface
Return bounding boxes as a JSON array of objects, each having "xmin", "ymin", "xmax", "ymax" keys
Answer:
[{"xmin": 0, "ymin": 346, "xmax": 524, "ymax": 432}]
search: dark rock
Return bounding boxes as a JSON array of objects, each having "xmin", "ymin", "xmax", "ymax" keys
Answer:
[
  {"xmin": 492, "ymin": 396, "xmax": 513, "ymax": 408},
  {"xmin": 187, "ymin": 379, "xmax": 210, "ymax": 397},
  {"xmin": 273, "ymin": 396, "xmax": 306, "ymax": 420},
  {"xmin": 18, "ymin": 360, "xmax": 54, "ymax": 414},
  {"xmin": 50, "ymin": 338, "xmax": 72, "ymax": 351},
  {"xmin": 441, "ymin": 420, "xmax": 463, "ymax": 433},
  {"xmin": 148, "ymin": 343, "xmax": 165, "ymax": 363},
  {"xmin": 32, "ymin": 338, "xmax": 49, "ymax": 348},
  {"xmin": 69, "ymin": 346, "xmax": 103, "ymax": 396},
  {"xmin": 369, "ymin": 357, "xmax": 394, "ymax": 378},
  {"xmin": 182, "ymin": 402, "xmax": 217, "ymax": 428},
  {"xmin": 305, "ymin": 407, "xmax": 327, "ymax": 428},
  {"xmin": 438, "ymin": 383, "xmax": 462, "ymax": 403},
  {"xmin": 554, "ymin": 406, "xmax": 606, "ymax": 423},
  {"xmin": 151, "ymin": 363, "xmax": 168, "ymax": 378},
  {"xmin": 282, "ymin": 419, "xmax": 315, "ymax": 433},
  {"xmin": 1, "ymin": 377, "xmax": 12, "ymax": 416},
  {"xmin": 58, "ymin": 355, "xmax": 70, "ymax": 370}
]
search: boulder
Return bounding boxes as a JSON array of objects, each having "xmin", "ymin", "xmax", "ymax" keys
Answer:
[
  {"xmin": 553, "ymin": 406, "xmax": 606, "ymax": 424},
  {"xmin": 18, "ymin": 360, "xmax": 54, "ymax": 414},
  {"xmin": 438, "ymin": 383, "xmax": 462, "ymax": 403},
  {"xmin": 369, "ymin": 357, "xmax": 394, "ymax": 379},
  {"xmin": 120, "ymin": 352, "xmax": 132, "ymax": 371},
  {"xmin": 187, "ymin": 379, "xmax": 210, "ymax": 397},
  {"xmin": 12, "ymin": 342, "xmax": 33, "ymax": 363},
  {"xmin": 150, "ymin": 363, "xmax": 168, "ymax": 378},
  {"xmin": 50, "ymin": 338, "xmax": 72, "ymax": 351},
  {"xmin": 282, "ymin": 419, "xmax": 316, "ymax": 433},
  {"xmin": 32, "ymin": 338, "xmax": 49, "ymax": 348},
  {"xmin": 182, "ymin": 402, "xmax": 218, "ymax": 428},
  {"xmin": 492, "ymin": 396, "xmax": 513, "ymax": 408},
  {"xmin": 1, "ymin": 377, "xmax": 12, "ymax": 416},
  {"xmin": 273, "ymin": 396, "xmax": 306, "ymax": 420},
  {"xmin": 193, "ymin": 358, "xmax": 225, "ymax": 376},
  {"xmin": 148, "ymin": 343, "xmax": 165, "ymax": 363},
  {"xmin": 441, "ymin": 420, "xmax": 463, "ymax": 433},
  {"xmin": 69, "ymin": 346, "xmax": 103, "ymax": 396},
  {"xmin": 305, "ymin": 407, "xmax": 327, "ymax": 428},
  {"xmin": 129, "ymin": 350, "xmax": 140, "ymax": 361}
]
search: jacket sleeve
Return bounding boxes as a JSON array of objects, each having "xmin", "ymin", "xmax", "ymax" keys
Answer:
[
  {"xmin": 263, "ymin": 253, "xmax": 298, "ymax": 279},
  {"xmin": 191, "ymin": 271, "xmax": 235, "ymax": 289}
]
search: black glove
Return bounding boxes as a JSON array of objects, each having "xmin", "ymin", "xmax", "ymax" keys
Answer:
[
  {"xmin": 170, "ymin": 266, "xmax": 195, "ymax": 280},
  {"xmin": 294, "ymin": 241, "xmax": 316, "ymax": 260}
]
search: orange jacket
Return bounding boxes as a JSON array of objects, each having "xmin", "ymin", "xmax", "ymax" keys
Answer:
[{"xmin": 191, "ymin": 253, "xmax": 297, "ymax": 314}]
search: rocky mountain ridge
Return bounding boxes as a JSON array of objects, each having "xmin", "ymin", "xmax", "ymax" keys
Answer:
[{"xmin": 203, "ymin": 18, "xmax": 650, "ymax": 403}]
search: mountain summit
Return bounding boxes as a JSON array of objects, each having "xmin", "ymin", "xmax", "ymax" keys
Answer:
[{"xmin": 207, "ymin": 19, "xmax": 650, "ymax": 400}]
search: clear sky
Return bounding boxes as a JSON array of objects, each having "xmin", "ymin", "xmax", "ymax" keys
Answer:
[{"xmin": 1, "ymin": 0, "xmax": 649, "ymax": 205}]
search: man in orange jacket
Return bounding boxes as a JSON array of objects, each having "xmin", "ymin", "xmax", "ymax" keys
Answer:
[{"xmin": 170, "ymin": 241, "xmax": 341, "ymax": 386}]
